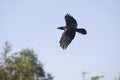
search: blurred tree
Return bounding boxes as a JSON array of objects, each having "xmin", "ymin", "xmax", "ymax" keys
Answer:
[
  {"xmin": 119, "ymin": 73, "xmax": 120, "ymax": 80},
  {"xmin": 0, "ymin": 42, "xmax": 53, "ymax": 80},
  {"xmin": 91, "ymin": 76, "xmax": 99, "ymax": 80},
  {"xmin": 115, "ymin": 73, "xmax": 120, "ymax": 80},
  {"xmin": 91, "ymin": 75, "xmax": 104, "ymax": 80}
]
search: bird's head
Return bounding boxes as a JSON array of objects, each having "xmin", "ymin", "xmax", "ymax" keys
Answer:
[{"xmin": 57, "ymin": 26, "xmax": 64, "ymax": 30}]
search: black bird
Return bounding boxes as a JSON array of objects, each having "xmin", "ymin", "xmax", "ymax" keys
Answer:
[{"xmin": 57, "ymin": 14, "xmax": 87, "ymax": 49}]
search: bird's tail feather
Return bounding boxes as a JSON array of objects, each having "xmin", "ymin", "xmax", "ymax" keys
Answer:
[{"xmin": 76, "ymin": 28, "xmax": 87, "ymax": 35}]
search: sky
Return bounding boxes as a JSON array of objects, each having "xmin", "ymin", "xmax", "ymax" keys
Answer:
[{"xmin": 0, "ymin": 0, "xmax": 120, "ymax": 80}]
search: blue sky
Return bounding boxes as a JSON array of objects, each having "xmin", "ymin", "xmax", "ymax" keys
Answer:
[{"xmin": 0, "ymin": 0, "xmax": 120, "ymax": 80}]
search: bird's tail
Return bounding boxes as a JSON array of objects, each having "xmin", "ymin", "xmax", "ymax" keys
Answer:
[{"xmin": 76, "ymin": 28, "xmax": 87, "ymax": 35}]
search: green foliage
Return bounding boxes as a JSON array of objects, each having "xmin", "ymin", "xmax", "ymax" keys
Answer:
[
  {"xmin": 0, "ymin": 42, "xmax": 53, "ymax": 80},
  {"xmin": 91, "ymin": 76, "xmax": 99, "ymax": 80},
  {"xmin": 91, "ymin": 75, "xmax": 104, "ymax": 80}
]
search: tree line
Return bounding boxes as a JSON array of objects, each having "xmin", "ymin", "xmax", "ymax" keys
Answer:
[{"xmin": 0, "ymin": 42, "xmax": 119, "ymax": 80}]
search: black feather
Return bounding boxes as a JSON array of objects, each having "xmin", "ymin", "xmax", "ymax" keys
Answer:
[
  {"xmin": 76, "ymin": 28, "xmax": 87, "ymax": 35},
  {"xmin": 65, "ymin": 14, "xmax": 77, "ymax": 28},
  {"xmin": 58, "ymin": 14, "xmax": 87, "ymax": 49}
]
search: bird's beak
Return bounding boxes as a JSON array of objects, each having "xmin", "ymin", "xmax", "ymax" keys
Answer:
[
  {"xmin": 57, "ymin": 27, "xmax": 61, "ymax": 29},
  {"xmin": 57, "ymin": 27, "xmax": 64, "ymax": 30}
]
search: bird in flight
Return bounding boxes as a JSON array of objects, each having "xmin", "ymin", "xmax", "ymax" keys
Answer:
[{"xmin": 57, "ymin": 14, "xmax": 87, "ymax": 49}]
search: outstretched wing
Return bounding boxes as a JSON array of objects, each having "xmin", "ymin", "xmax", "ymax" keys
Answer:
[
  {"xmin": 59, "ymin": 29, "xmax": 76, "ymax": 49},
  {"xmin": 65, "ymin": 14, "xmax": 77, "ymax": 28}
]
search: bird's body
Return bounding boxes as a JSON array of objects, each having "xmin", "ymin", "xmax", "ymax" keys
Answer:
[{"xmin": 57, "ymin": 14, "xmax": 87, "ymax": 49}]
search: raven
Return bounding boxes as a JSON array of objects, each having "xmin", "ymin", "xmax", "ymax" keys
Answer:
[{"xmin": 57, "ymin": 14, "xmax": 87, "ymax": 49}]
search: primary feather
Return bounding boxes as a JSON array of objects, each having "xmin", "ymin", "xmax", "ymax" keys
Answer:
[{"xmin": 65, "ymin": 14, "xmax": 77, "ymax": 28}]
